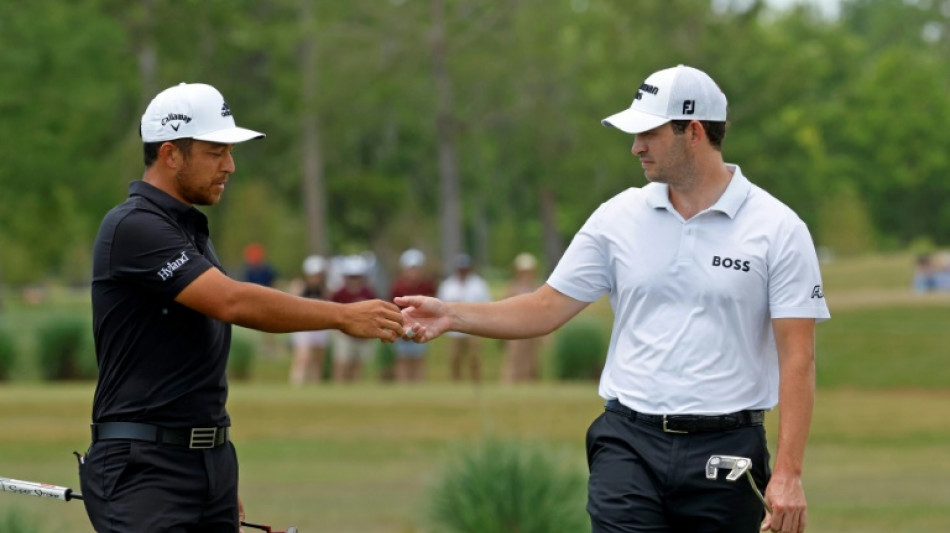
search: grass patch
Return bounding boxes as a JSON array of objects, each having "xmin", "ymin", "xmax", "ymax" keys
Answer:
[
  {"xmin": 816, "ymin": 306, "xmax": 950, "ymax": 388},
  {"xmin": 820, "ymin": 251, "xmax": 915, "ymax": 291}
]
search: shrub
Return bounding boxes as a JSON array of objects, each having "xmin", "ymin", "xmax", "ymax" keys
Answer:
[
  {"xmin": 0, "ymin": 328, "xmax": 16, "ymax": 381},
  {"xmin": 550, "ymin": 320, "xmax": 607, "ymax": 380},
  {"xmin": 429, "ymin": 438, "xmax": 589, "ymax": 533},
  {"xmin": 36, "ymin": 318, "xmax": 95, "ymax": 381},
  {"xmin": 228, "ymin": 334, "xmax": 254, "ymax": 381},
  {"xmin": 375, "ymin": 341, "xmax": 395, "ymax": 382}
]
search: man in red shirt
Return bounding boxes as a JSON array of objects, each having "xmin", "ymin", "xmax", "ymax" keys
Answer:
[
  {"xmin": 389, "ymin": 249, "xmax": 437, "ymax": 382},
  {"xmin": 330, "ymin": 255, "xmax": 378, "ymax": 382}
]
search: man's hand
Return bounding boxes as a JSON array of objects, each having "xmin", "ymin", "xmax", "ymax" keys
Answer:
[
  {"xmin": 238, "ymin": 495, "xmax": 246, "ymax": 532},
  {"xmin": 339, "ymin": 299, "xmax": 404, "ymax": 342},
  {"xmin": 761, "ymin": 473, "xmax": 807, "ymax": 532},
  {"xmin": 393, "ymin": 295, "xmax": 452, "ymax": 342}
]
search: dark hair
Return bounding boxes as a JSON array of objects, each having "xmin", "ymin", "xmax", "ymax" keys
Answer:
[
  {"xmin": 670, "ymin": 120, "xmax": 727, "ymax": 150},
  {"xmin": 142, "ymin": 138, "xmax": 195, "ymax": 167}
]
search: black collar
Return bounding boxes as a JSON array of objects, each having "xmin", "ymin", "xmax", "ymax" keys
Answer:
[{"xmin": 128, "ymin": 180, "xmax": 208, "ymax": 228}]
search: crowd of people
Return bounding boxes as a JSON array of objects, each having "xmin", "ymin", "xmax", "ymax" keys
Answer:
[{"xmin": 277, "ymin": 247, "xmax": 545, "ymax": 386}]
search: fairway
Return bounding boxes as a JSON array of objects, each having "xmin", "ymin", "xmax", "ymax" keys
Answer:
[{"xmin": 1, "ymin": 384, "xmax": 948, "ymax": 532}]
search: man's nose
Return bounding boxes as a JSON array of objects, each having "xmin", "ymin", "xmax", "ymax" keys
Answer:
[
  {"xmin": 223, "ymin": 150, "xmax": 236, "ymax": 173},
  {"xmin": 631, "ymin": 136, "xmax": 645, "ymax": 156}
]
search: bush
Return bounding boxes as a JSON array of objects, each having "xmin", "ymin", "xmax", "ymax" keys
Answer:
[
  {"xmin": 429, "ymin": 438, "xmax": 589, "ymax": 533},
  {"xmin": 36, "ymin": 318, "xmax": 95, "ymax": 381},
  {"xmin": 550, "ymin": 320, "xmax": 607, "ymax": 380},
  {"xmin": 228, "ymin": 334, "xmax": 255, "ymax": 381},
  {"xmin": 375, "ymin": 341, "xmax": 395, "ymax": 382},
  {"xmin": 0, "ymin": 328, "xmax": 16, "ymax": 381}
]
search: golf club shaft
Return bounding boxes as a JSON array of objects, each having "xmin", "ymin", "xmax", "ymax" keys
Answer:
[{"xmin": 745, "ymin": 471, "xmax": 772, "ymax": 514}]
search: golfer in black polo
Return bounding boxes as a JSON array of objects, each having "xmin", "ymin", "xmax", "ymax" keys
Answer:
[{"xmin": 81, "ymin": 82, "xmax": 405, "ymax": 532}]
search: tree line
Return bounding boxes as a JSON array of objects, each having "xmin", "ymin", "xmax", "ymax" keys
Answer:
[{"xmin": 1, "ymin": 0, "xmax": 948, "ymax": 286}]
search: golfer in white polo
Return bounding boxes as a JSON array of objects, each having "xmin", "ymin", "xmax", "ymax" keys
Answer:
[{"xmin": 397, "ymin": 65, "xmax": 830, "ymax": 533}]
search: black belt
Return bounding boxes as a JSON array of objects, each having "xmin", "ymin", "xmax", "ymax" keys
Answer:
[
  {"xmin": 605, "ymin": 399, "xmax": 764, "ymax": 434},
  {"xmin": 91, "ymin": 422, "xmax": 230, "ymax": 449}
]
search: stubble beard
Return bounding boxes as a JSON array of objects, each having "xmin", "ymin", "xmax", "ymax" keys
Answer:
[
  {"xmin": 175, "ymin": 165, "xmax": 221, "ymax": 206},
  {"xmin": 646, "ymin": 143, "xmax": 697, "ymax": 191}
]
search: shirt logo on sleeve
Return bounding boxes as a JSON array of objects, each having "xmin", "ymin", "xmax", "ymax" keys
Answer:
[
  {"xmin": 157, "ymin": 251, "xmax": 190, "ymax": 281},
  {"xmin": 811, "ymin": 285, "xmax": 824, "ymax": 299}
]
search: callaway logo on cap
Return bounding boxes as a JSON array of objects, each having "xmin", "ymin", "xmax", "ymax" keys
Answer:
[
  {"xmin": 140, "ymin": 83, "xmax": 265, "ymax": 144},
  {"xmin": 602, "ymin": 65, "xmax": 727, "ymax": 134}
]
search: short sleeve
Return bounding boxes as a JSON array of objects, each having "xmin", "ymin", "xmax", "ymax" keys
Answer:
[
  {"xmin": 768, "ymin": 217, "xmax": 831, "ymax": 322},
  {"xmin": 547, "ymin": 205, "xmax": 613, "ymax": 303},
  {"xmin": 109, "ymin": 210, "xmax": 215, "ymax": 298}
]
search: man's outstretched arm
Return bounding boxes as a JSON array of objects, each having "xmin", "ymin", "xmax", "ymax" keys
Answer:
[
  {"xmin": 176, "ymin": 267, "xmax": 404, "ymax": 341},
  {"xmin": 396, "ymin": 283, "xmax": 589, "ymax": 342}
]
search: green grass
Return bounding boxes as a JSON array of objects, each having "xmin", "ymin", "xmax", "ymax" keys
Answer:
[
  {"xmin": 816, "ymin": 306, "xmax": 950, "ymax": 388},
  {"xmin": 1, "ymin": 385, "xmax": 949, "ymax": 533},
  {"xmin": 820, "ymin": 251, "xmax": 916, "ymax": 291}
]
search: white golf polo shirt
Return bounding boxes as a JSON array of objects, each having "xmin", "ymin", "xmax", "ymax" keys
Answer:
[{"xmin": 547, "ymin": 164, "xmax": 830, "ymax": 415}]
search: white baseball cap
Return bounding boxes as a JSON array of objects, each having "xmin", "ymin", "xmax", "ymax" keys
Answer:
[
  {"xmin": 140, "ymin": 83, "xmax": 265, "ymax": 144},
  {"xmin": 302, "ymin": 255, "xmax": 326, "ymax": 276},
  {"xmin": 602, "ymin": 65, "xmax": 727, "ymax": 134},
  {"xmin": 400, "ymin": 248, "xmax": 425, "ymax": 269},
  {"xmin": 513, "ymin": 252, "xmax": 537, "ymax": 272},
  {"xmin": 341, "ymin": 255, "xmax": 368, "ymax": 277}
]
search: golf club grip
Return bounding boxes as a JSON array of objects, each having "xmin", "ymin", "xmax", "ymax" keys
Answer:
[{"xmin": 0, "ymin": 477, "xmax": 76, "ymax": 501}]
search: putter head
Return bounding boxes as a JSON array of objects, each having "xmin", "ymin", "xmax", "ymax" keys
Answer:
[{"xmin": 705, "ymin": 455, "xmax": 752, "ymax": 482}]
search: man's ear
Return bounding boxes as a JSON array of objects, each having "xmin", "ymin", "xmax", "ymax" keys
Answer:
[
  {"xmin": 688, "ymin": 120, "xmax": 707, "ymax": 146},
  {"xmin": 159, "ymin": 142, "xmax": 183, "ymax": 170}
]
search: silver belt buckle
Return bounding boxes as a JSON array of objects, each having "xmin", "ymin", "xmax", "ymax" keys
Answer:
[
  {"xmin": 662, "ymin": 415, "xmax": 688, "ymax": 434},
  {"xmin": 189, "ymin": 427, "xmax": 217, "ymax": 449}
]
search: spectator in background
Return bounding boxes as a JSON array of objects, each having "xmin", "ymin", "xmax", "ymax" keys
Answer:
[
  {"xmin": 242, "ymin": 242, "xmax": 281, "ymax": 358},
  {"xmin": 913, "ymin": 253, "xmax": 937, "ymax": 292},
  {"xmin": 331, "ymin": 255, "xmax": 378, "ymax": 382},
  {"xmin": 911, "ymin": 250, "xmax": 950, "ymax": 292},
  {"xmin": 242, "ymin": 242, "xmax": 278, "ymax": 288},
  {"xmin": 437, "ymin": 253, "xmax": 492, "ymax": 382},
  {"xmin": 289, "ymin": 255, "xmax": 330, "ymax": 386},
  {"xmin": 390, "ymin": 249, "xmax": 438, "ymax": 383},
  {"xmin": 501, "ymin": 252, "xmax": 543, "ymax": 383}
]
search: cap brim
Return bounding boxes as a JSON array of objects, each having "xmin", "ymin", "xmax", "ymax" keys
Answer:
[
  {"xmin": 193, "ymin": 127, "xmax": 266, "ymax": 144},
  {"xmin": 601, "ymin": 108, "xmax": 670, "ymax": 134}
]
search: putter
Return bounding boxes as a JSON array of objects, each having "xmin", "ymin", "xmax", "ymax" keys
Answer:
[
  {"xmin": 241, "ymin": 520, "xmax": 298, "ymax": 533},
  {"xmin": 2, "ymin": 475, "xmax": 298, "ymax": 532},
  {"xmin": 705, "ymin": 455, "xmax": 772, "ymax": 513}
]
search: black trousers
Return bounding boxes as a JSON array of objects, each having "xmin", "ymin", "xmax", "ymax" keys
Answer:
[
  {"xmin": 586, "ymin": 408, "xmax": 770, "ymax": 533},
  {"xmin": 79, "ymin": 440, "xmax": 239, "ymax": 533}
]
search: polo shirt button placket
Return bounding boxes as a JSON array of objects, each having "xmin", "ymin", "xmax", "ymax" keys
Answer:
[{"xmin": 677, "ymin": 224, "xmax": 696, "ymax": 267}]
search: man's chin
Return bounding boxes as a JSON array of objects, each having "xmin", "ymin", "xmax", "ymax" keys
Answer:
[{"xmin": 192, "ymin": 194, "xmax": 221, "ymax": 206}]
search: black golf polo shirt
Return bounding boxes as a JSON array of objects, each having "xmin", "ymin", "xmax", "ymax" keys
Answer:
[{"xmin": 91, "ymin": 180, "xmax": 230, "ymax": 428}]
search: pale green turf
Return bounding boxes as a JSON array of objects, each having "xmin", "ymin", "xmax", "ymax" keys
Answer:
[
  {"xmin": 819, "ymin": 251, "xmax": 916, "ymax": 291},
  {"xmin": 2, "ymin": 384, "xmax": 949, "ymax": 533}
]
